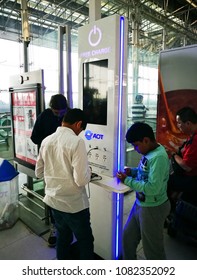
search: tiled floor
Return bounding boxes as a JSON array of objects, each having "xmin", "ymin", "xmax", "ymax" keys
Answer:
[
  {"xmin": 0, "ymin": 220, "xmax": 56, "ymax": 260},
  {"xmin": 0, "ymin": 192, "xmax": 196, "ymax": 260}
]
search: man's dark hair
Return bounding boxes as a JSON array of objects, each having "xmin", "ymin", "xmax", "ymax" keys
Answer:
[
  {"xmin": 126, "ymin": 122, "xmax": 155, "ymax": 143},
  {"xmin": 176, "ymin": 107, "xmax": 197, "ymax": 124},
  {"xmin": 49, "ymin": 94, "xmax": 68, "ymax": 110},
  {"xmin": 63, "ymin": 108, "xmax": 87, "ymax": 130}
]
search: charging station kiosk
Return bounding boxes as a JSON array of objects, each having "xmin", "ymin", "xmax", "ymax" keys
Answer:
[{"xmin": 78, "ymin": 14, "xmax": 129, "ymax": 259}]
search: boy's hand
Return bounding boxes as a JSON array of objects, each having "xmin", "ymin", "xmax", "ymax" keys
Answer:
[
  {"xmin": 124, "ymin": 167, "xmax": 132, "ymax": 176},
  {"xmin": 117, "ymin": 171, "xmax": 127, "ymax": 182}
]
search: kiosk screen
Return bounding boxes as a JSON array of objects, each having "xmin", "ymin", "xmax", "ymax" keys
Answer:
[{"xmin": 83, "ymin": 59, "xmax": 108, "ymax": 125}]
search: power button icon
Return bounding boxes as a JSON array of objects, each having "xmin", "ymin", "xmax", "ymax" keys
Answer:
[{"xmin": 88, "ymin": 25, "xmax": 102, "ymax": 47}]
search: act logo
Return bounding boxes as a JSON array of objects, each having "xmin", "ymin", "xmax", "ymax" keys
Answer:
[
  {"xmin": 85, "ymin": 130, "xmax": 104, "ymax": 140},
  {"xmin": 85, "ymin": 130, "xmax": 93, "ymax": 140}
]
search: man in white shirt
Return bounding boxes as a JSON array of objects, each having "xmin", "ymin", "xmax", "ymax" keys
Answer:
[{"xmin": 35, "ymin": 108, "xmax": 94, "ymax": 259}]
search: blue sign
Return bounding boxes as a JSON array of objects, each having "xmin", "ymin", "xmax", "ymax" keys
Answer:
[{"xmin": 85, "ymin": 130, "xmax": 104, "ymax": 141}]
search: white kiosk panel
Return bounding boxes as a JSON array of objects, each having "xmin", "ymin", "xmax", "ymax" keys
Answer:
[
  {"xmin": 78, "ymin": 14, "xmax": 127, "ymax": 177},
  {"xmin": 78, "ymin": 14, "xmax": 128, "ymax": 259}
]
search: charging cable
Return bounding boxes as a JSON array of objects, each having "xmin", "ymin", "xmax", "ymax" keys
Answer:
[{"xmin": 87, "ymin": 146, "xmax": 98, "ymax": 155}]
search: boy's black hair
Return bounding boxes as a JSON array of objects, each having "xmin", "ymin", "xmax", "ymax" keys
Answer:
[
  {"xmin": 126, "ymin": 122, "xmax": 155, "ymax": 143},
  {"xmin": 63, "ymin": 108, "xmax": 87, "ymax": 130},
  {"xmin": 49, "ymin": 94, "xmax": 68, "ymax": 110},
  {"xmin": 176, "ymin": 107, "xmax": 197, "ymax": 124}
]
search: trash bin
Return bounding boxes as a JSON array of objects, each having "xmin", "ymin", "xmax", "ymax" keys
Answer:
[{"xmin": 0, "ymin": 158, "xmax": 19, "ymax": 230}]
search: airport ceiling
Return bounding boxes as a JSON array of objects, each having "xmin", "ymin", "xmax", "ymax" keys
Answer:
[{"xmin": 0, "ymin": 0, "xmax": 197, "ymax": 53}]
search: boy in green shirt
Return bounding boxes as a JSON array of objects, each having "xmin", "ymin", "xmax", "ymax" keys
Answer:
[{"xmin": 117, "ymin": 122, "xmax": 170, "ymax": 259}]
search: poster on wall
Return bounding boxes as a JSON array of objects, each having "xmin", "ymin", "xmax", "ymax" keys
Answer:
[
  {"xmin": 10, "ymin": 85, "xmax": 42, "ymax": 168},
  {"xmin": 156, "ymin": 45, "xmax": 197, "ymax": 153}
]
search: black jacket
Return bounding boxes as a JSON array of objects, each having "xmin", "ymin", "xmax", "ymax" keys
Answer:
[{"xmin": 31, "ymin": 108, "xmax": 63, "ymax": 145}]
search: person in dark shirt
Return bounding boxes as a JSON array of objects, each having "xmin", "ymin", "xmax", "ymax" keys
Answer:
[
  {"xmin": 31, "ymin": 94, "xmax": 69, "ymax": 247},
  {"xmin": 31, "ymin": 94, "xmax": 69, "ymax": 145}
]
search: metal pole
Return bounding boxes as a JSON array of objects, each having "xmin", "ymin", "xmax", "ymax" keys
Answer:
[
  {"xmin": 58, "ymin": 25, "xmax": 64, "ymax": 95},
  {"xmin": 23, "ymin": 41, "xmax": 29, "ymax": 72},
  {"xmin": 21, "ymin": 0, "xmax": 32, "ymax": 189},
  {"xmin": 58, "ymin": 25, "xmax": 73, "ymax": 108},
  {"xmin": 65, "ymin": 25, "xmax": 73, "ymax": 108},
  {"xmin": 21, "ymin": 0, "xmax": 30, "ymax": 72}
]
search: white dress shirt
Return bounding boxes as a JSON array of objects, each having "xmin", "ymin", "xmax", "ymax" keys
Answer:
[{"xmin": 35, "ymin": 126, "xmax": 91, "ymax": 213}]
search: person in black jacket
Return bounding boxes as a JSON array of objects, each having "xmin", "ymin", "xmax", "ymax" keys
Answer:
[
  {"xmin": 31, "ymin": 94, "xmax": 69, "ymax": 247},
  {"xmin": 31, "ymin": 94, "xmax": 69, "ymax": 145}
]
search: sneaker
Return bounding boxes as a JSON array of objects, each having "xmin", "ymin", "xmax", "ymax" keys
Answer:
[{"xmin": 48, "ymin": 226, "xmax": 57, "ymax": 247}]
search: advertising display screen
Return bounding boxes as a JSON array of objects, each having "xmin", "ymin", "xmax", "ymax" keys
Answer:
[
  {"xmin": 10, "ymin": 84, "xmax": 42, "ymax": 168},
  {"xmin": 156, "ymin": 46, "xmax": 197, "ymax": 153},
  {"xmin": 83, "ymin": 59, "xmax": 108, "ymax": 125}
]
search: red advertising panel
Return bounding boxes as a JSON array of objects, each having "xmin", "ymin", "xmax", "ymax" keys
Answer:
[
  {"xmin": 156, "ymin": 45, "xmax": 197, "ymax": 152},
  {"xmin": 10, "ymin": 84, "xmax": 43, "ymax": 168}
]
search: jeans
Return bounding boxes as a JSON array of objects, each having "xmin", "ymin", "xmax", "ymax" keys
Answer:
[
  {"xmin": 47, "ymin": 206, "xmax": 55, "ymax": 225},
  {"xmin": 52, "ymin": 207, "xmax": 94, "ymax": 260}
]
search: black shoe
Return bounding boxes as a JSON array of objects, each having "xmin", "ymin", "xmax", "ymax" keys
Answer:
[{"xmin": 48, "ymin": 226, "xmax": 57, "ymax": 247}]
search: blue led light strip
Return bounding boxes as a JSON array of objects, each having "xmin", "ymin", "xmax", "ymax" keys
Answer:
[
  {"xmin": 115, "ymin": 192, "xmax": 120, "ymax": 259},
  {"xmin": 117, "ymin": 16, "xmax": 125, "ymax": 170},
  {"xmin": 115, "ymin": 16, "xmax": 125, "ymax": 259}
]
